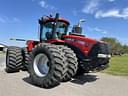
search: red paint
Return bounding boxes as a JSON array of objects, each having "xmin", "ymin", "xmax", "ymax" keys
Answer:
[
  {"xmin": 46, "ymin": 39, "xmax": 65, "ymax": 44},
  {"xmin": 62, "ymin": 35, "xmax": 98, "ymax": 55},
  {"xmin": 26, "ymin": 35, "xmax": 100, "ymax": 56},
  {"xmin": 26, "ymin": 40, "xmax": 34, "ymax": 52},
  {"xmin": 39, "ymin": 18, "xmax": 70, "ymax": 25},
  {"xmin": 27, "ymin": 40, "xmax": 39, "ymax": 52}
]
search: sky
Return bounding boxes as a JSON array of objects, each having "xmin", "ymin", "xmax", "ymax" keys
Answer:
[{"xmin": 0, "ymin": 0, "xmax": 128, "ymax": 46}]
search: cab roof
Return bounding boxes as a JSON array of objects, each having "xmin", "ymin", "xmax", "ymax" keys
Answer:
[{"xmin": 39, "ymin": 17, "xmax": 70, "ymax": 25}]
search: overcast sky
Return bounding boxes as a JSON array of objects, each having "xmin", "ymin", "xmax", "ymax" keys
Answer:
[{"xmin": 0, "ymin": 0, "xmax": 128, "ymax": 46}]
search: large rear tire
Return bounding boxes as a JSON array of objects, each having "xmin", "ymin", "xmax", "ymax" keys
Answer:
[
  {"xmin": 27, "ymin": 44, "xmax": 66, "ymax": 88},
  {"xmin": 22, "ymin": 48, "xmax": 30, "ymax": 71},
  {"xmin": 6, "ymin": 46, "xmax": 23, "ymax": 73},
  {"xmin": 59, "ymin": 46, "xmax": 78, "ymax": 82}
]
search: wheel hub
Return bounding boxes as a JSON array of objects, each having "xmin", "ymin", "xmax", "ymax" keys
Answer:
[{"xmin": 33, "ymin": 54, "xmax": 49, "ymax": 77}]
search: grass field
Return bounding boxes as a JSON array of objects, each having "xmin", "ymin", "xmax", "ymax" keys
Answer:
[{"xmin": 103, "ymin": 55, "xmax": 128, "ymax": 76}]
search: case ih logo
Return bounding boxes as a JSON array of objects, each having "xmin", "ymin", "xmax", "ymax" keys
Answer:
[{"xmin": 65, "ymin": 38, "xmax": 90, "ymax": 47}]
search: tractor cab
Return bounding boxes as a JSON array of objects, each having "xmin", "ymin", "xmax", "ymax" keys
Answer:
[{"xmin": 39, "ymin": 13, "xmax": 70, "ymax": 41}]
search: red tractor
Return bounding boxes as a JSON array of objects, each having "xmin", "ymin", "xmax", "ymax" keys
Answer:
[{"xmin": 6, "ymin": 13, "xmax": 111, "ymax": 88}]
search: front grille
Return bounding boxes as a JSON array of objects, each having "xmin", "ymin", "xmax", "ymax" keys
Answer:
[
  {"xmin": 79, "ymin": 42, "xmax": 111, "ymax": 72},
  {"xmin": 98, "ymin": 43, "xmax": 111, "ymax": 54},
  {"xmin": 88, "ymin": 42, "xmax": 111, "ymax": 58}
]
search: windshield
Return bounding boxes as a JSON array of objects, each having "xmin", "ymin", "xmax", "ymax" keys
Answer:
[
  {"xmin": 56, "ymin": 22, "xmax": 67, "ymax": 33},
  {"xmin": 40, "ymin": 21, "xmax": 68, "ymax": 40}
]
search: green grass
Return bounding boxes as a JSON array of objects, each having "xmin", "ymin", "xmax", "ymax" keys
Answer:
[{"xmin": 103, "ymin": 55, "xmax": 128, "ymax": 76}]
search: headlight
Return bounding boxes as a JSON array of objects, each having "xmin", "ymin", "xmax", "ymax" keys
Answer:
[{"xmin": 98, "ymin": 54, "xmax": 111, "ymax": 58}]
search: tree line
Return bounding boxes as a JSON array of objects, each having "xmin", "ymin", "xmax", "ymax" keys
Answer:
[{"xmin": 101, "ymin": 37, "xmax": 128, "ymax": 55}]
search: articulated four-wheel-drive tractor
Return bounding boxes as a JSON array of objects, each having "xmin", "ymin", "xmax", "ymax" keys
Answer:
[{"xmin": 6, "ymin": 13, "xmax": 111, "ymax": 88}]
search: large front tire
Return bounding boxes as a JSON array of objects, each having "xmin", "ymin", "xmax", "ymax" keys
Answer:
[
  {"xmin": 6, "ymin": 46, "xmax": 23, "ymax": 73},
  {"xmin": 59, "ymin": 46, "xmax": 78, "ymax": 82},
  {"xmin": 27, "ymin": 44, "xmax": 66, "ymax": 88}
]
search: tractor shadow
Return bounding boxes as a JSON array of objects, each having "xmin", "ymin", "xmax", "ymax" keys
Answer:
[
  {"xmin": 22, "ymin": 76, "xmax": 60, "ymax": 89},
  {"xmin": 22, "ymin": 74, "xmax": 98, "ymax": 87},
  {"xmin": 71, "ymin": 73, "xmax": 98, "ymax": 85},
  {"xmin": 22, "ymin": 76, "xmax": 36, "ymax": 86}
]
